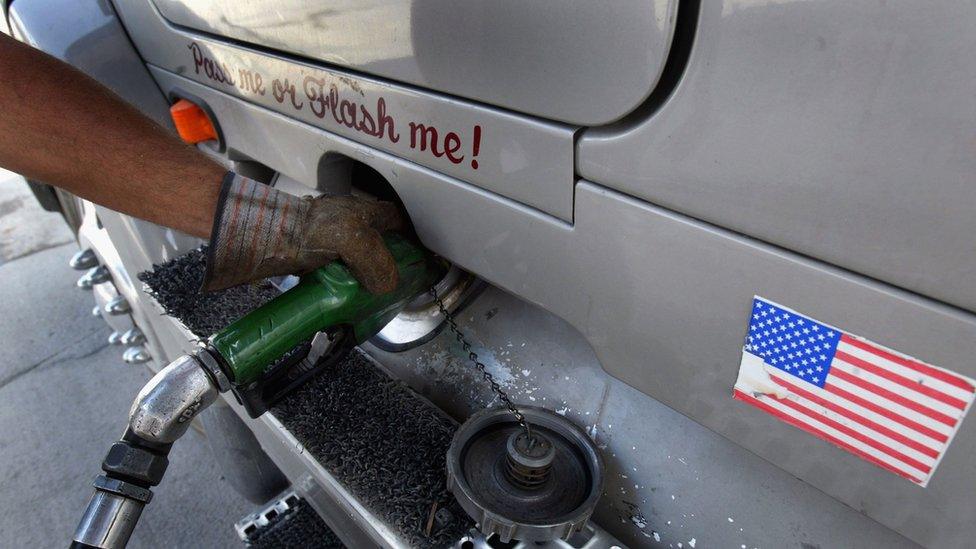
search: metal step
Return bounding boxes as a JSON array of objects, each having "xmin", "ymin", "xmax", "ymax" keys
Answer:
[{"xmin": 237, "ymin": 490, "xmax": 344, "ymax": 548}]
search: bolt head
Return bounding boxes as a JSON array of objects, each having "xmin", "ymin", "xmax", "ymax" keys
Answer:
[
  {"xmin": 120, "ymin": 328, "xmax": 145, "ymax": 346},
  {"xmin": 123, "ymin": 346, "xmax": 151, "ymax": 364},
  {"xmin": 105, "ymin": 296, "xmax": 131, "ymax": 315},
  {"xmin": 69, "ymin": 249, "xmax": 98, "ymax": 270}
]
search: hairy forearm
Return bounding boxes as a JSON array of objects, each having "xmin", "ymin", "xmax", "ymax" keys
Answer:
[{"xmin": 0, "ymin": 34, "xmax": 225, "ymax": 238}]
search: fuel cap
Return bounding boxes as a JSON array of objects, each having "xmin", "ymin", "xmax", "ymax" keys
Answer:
[{"xmin": 446, "ymin": 406, "xmax": 604, "ymax": 543}]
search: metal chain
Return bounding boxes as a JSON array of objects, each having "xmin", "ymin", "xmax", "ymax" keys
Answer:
[{"xmin": 429, "ymin": 287, "xmax": 531, "ymax": 438}]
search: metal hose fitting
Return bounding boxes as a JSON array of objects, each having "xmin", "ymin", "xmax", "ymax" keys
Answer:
[
  {"xmin": 72, "ymin": 351, "xmax": 225, "ymax": 548},
  {"xmin": 72, "ymin": 476, "xmax": 151, "ymax": 549},
  {"xmin": 128, "ymin": 353, "xmax": 220, "ymax": 444}
]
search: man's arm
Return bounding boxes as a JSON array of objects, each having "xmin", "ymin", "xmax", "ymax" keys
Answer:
[
  {"xmin": 0, "ymin": 34, "xmax": 403, "ymax": 293},
  {"xmin": 0, "ymin": 33, "xmax": 224, "ymax": 238}
]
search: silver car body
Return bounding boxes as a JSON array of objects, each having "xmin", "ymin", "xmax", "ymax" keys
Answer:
[{"xmin": 6, "ymin": 0, "xmax": 975, "ymax": 547}]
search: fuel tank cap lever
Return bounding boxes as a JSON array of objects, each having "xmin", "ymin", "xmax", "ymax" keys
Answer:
[{"xmin": 505, "ymin": 430, "xmax": 556, "ymax": 490}]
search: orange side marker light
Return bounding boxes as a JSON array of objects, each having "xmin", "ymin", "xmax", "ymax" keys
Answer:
[{"xmin": 169, "ymin": 99, "xmax": 218, "ymax": 144}]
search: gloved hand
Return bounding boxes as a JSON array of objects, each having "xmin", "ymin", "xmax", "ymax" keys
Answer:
[{"xmin": 202, "ymin": 172, "xmax": 404, "ymax": 293}]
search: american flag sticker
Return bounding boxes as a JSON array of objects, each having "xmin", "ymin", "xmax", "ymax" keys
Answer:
[{"xmin": 733, "ymin": 296, "xmax": 976, "ymax": 486}]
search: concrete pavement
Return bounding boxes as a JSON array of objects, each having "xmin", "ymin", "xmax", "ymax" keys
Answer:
[
  {"xmin": 0, "ymin": 175, "xmax": 251, "ymax": 548},
  {"xmin": 0, "ymin": 167, "xmax": 73, "ymax": 264}
]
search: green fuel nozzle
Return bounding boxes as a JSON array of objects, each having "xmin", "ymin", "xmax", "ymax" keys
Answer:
[
  {"xmin": 72, "ymin": 234, "xmax": 444, "ymax": 549},
  {"xmin": 209, "ymin": 234, "xmax": 444, "ymax": 386}
]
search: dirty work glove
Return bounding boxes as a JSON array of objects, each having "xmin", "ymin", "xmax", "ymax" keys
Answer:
[{"xmin": 202, "ymin": 172, "xmax": 404, "ymax": 294}]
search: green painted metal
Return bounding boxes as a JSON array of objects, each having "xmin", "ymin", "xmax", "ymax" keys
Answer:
[{"xmin": 210, "ymin": 235, "xmax": 443, "ymax": 385}]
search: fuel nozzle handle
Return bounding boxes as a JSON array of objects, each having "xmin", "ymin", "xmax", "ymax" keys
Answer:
[
  {"xmin": 210, "ymin": 233, "xmax": 443, "ymax": 386},
  {"xmin": 72, "ymin": 353, "xmax": 223, "ymax": 548}
]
